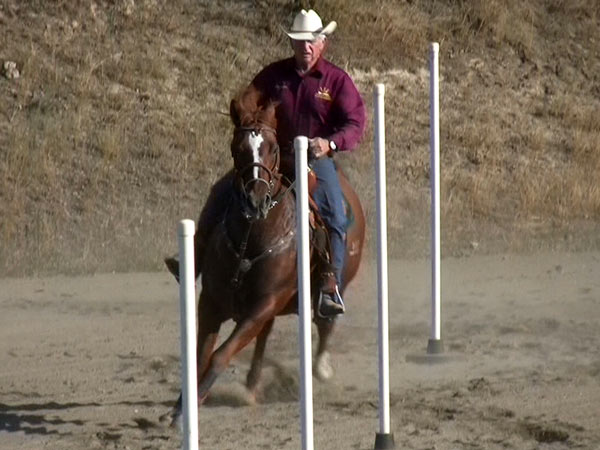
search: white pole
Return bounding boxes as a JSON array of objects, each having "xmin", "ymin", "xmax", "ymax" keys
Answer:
[
  {"xmin": 295, "ymin": 136, "xmax": 314, "ymax": 450},
  {"xmin": 178, "ymin": 219, "xmax": 199, "ymax": 450},
  {"xmin": 428, "ymin": 42, "xmax": 444, "ymax": 354},
  {"xmin": 373, "ymin": 83, "xmax": 396, "ymax": 450}
]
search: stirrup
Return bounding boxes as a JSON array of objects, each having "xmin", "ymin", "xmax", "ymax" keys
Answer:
[{"xmin": 317, "ymin": 285, "xmax": 345, "ymax": 318}]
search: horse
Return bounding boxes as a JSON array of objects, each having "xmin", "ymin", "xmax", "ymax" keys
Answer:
[{"xmin": 163, "ymin": 87, "xmax": 365, "ymax": 425}]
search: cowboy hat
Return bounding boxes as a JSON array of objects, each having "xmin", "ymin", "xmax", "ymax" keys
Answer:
[{"xmin": 283, "ymin": 9, "xmax": 337, "ymax": 41}]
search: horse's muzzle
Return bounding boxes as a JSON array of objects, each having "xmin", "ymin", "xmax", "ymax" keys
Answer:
[
  {"xmin": 245, "ymin": 190, "xmax": 272, "ymax": 220},
  {"xmin": 238, "ymin": 174, "xmax": 273, "ymax": 220}
]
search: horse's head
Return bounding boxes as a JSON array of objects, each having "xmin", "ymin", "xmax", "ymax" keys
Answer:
[{"xmin": 229, "ymin": 87, "xmax": 280, "ymax": 221}]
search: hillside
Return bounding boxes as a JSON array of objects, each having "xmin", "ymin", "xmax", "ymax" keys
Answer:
[{"xmin": 1, "ymin": 0, "xmax": 599, "ymax": 276}]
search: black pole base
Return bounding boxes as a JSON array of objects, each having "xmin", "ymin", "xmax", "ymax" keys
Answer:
[
  {"xmin": 427, "ymin": 338, "xmax": 444, "ymax": 354},
  {"xmin": 374, "ymin": 432, "xmax": 395, "ymax": 449}
]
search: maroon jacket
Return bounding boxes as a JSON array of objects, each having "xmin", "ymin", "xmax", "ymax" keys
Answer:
[{"xmin": 251, "ymin": 57, "xmax": 366, "ymax": 154}]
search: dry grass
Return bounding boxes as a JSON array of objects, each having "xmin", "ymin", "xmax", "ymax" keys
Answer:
[{"xmin": 0, "ymin": 0, "xmax": 599, "ymax": 275}]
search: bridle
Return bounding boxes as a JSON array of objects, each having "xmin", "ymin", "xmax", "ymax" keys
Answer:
[{"xmin": 233, "ymin": 124, "xmax": 282, "ymax": 218}]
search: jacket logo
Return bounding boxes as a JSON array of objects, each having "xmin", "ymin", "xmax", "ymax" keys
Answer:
[{"xmin": 315, "ymin": 87, "xmax": 332, "ymax": 102}]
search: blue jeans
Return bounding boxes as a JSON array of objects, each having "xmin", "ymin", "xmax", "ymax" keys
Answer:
[{"xmin": 310, "ymin": 157, "xmax": 346, "ymax": 286}]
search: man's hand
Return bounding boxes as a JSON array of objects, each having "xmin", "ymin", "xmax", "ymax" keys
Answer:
[{"xmin": 308, "ymin": 137, "xmax": 330, "ymax": 159}]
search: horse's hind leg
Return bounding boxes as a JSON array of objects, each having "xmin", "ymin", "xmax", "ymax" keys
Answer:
[
  {"xmin": 314, "ymin": 316, "xmax": 335, "ymax": 380},
  {"xmin": 245, "ymin": 318, "xmax": 274, "ymax": 402}
]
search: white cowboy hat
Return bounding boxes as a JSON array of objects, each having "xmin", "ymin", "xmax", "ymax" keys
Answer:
[{"xmin": 283, "ymin": 9, "xmax": 337, "ymax": 41}]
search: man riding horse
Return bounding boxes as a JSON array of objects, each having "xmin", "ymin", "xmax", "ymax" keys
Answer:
[{"xmin": 166, "ymin": 9, "xmax": 366, "ymax": 317}]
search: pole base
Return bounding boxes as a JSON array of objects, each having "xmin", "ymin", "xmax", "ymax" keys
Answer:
[
  {"xmin": 427, "ymin": 338, "xmax": 444, "ymax": 354},
  {"xmin": 374, "ymin": 432, "xmax": 395, "ymax": 449},
  {"xmin": 406, "ymin": 339, "xmax": 464, "ymax": 364}
]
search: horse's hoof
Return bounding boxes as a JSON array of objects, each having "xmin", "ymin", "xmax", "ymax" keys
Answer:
[
  {"xmin": 314, "ymin": 351, "xmax": 333, "ymax": 381},
  {"xmin": 244, "ymin": 389, "xmax": 258, "ymax": 406},
  {"xmin": 159, "ymin": 409, "xmax": 182, "ymax": 430}
]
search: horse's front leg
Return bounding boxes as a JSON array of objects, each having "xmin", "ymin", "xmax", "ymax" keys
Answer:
[
  {"xmin": 196, "ymin": 302, "xmax": 222, "ymax": 404},
  {"xmin": 162, "ymin": 295, "xmax": 221, "ymax": 426},
  {"xmin": 246, "ymin": 318, "xmax": 275, "ymax": 401},
  {"xmin": 197, "ymin": 295, "xmax": 281, "ymax": 401}
]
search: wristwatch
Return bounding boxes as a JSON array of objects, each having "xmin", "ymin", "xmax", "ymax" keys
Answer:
[{"xmin": 329, "ymin": 140, "xmax": 337, "ymax": 152}]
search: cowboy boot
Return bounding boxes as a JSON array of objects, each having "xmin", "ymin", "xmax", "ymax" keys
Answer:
[
  {"xmin": 317, "ymin": 271, "xmax": 345, "ymax": 318},
  {"xmin": 164, "ymin": 236, "xmax": 205, "ymax": 283}
]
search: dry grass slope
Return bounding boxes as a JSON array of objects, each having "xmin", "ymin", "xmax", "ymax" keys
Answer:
[{"xmin": 0, "ymin": 0, "xmax": 599, "ymax": 276}]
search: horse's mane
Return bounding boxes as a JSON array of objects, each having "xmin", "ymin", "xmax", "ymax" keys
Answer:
[{"xmin": 230, "ymin": 84, "xmax": 277, "ymax": 130}]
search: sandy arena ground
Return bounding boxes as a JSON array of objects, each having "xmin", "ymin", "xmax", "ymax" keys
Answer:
[{"xmin": 1, "ymin": 252, "xmax": 599, "ymax": 449}]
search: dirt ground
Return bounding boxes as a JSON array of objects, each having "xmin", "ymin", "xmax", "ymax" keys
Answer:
[{"xmin": 1, "ymin": 251, "xmax": 599, "ymax": 450}]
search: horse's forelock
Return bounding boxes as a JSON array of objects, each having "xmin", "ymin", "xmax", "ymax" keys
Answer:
[
  {"xmin": 233, "ymin": 86, "xmax": 277, "ymax": 130},
  {"xmin": 255, "ymin": 102, "xmax": 277, "ymax": 129}
]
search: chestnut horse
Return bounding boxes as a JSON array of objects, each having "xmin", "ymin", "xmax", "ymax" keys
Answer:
[{"xmin": 164, "ymin": 89, "xmax": 365, "ymax": 425}]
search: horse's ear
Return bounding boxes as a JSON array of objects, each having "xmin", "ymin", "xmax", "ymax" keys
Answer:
[{"xmin": 230, "ymin": 98, "xmax": 241, "ymax": 128}]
